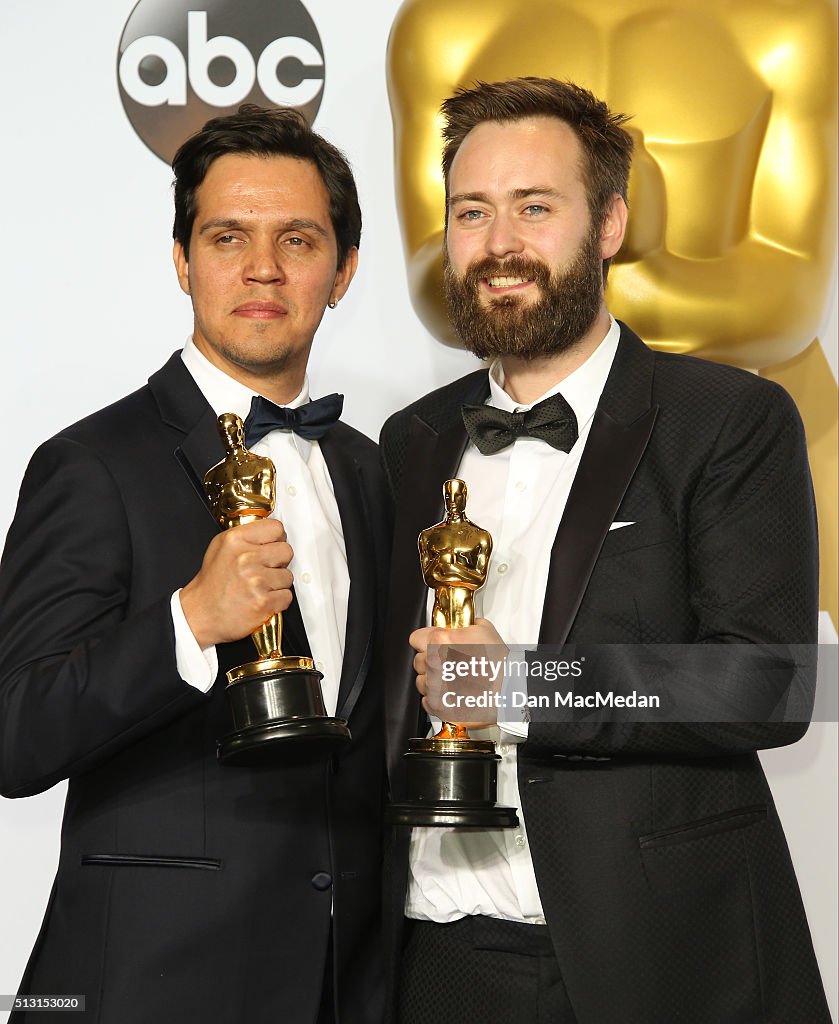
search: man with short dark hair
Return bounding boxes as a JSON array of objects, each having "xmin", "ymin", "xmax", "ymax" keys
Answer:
[
  {"xmin": 0, "ymin": 105, "xmax": 386, "ymax": 1024},
  {"xmin": 381, "ymin": 78, "xmax": 828, "ymax": 1023}
]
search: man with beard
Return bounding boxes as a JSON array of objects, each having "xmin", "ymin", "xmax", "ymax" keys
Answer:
[{"xmin": 379, "ymin": 79, "xmax": 827, "ymax": 1023}]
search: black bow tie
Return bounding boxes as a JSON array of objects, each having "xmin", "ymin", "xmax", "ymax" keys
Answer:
[
  {"xmin": 243, "ymin": 393, "xmax": 343, "ymax": 447},
  {"xmin": 461, "ymin": 392, "xmax": 578, "ymax": 455}
]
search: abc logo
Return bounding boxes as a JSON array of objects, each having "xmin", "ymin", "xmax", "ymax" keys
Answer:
[{"xmin": 118, "ymin": 0, "xmax": 325, "ymax": 164}]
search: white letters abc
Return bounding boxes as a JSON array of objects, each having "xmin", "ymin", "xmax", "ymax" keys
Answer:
[{"xmin": 119, "ymin": 12, "xmax": 323, "ymax": 107}]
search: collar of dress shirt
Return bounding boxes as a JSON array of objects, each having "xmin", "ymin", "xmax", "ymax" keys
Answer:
[
  {"xmin": 487, "ymin": 315, "xmax": 621, "ymax": 431},
  {"xmin": 180, "ymin": 335, "xmax": 313, "ymax": 460}
]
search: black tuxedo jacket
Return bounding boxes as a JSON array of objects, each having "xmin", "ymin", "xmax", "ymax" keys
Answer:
[
  {"xmin": 379, "ymin": 325, "xmax": 828, "ymax": 1023},
  {"xmin": 0, "ymin": 353, "xmax": 389, "ymax": 1024}
]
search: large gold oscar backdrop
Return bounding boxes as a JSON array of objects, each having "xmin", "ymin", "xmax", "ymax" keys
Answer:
[{"xmin": 387, "ymin": 0, "xmax": 838, "ymax": 629}]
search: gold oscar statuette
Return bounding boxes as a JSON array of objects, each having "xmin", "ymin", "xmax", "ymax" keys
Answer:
[
  {"xmin": 204, "ymin": 412, "xmax": 350, "ymax": 765},
  {"xmin": 386, "ymin": 479, "xmax": 519, "ymax": 827}
]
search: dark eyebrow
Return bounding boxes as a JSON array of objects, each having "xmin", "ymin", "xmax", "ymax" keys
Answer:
[
  {"xmin": 509, "ymin": 187, "xmax": 562, "ymax": 201},
  {"xmin": 198, "ymin": 218, "xmax": 244, "ymax": 235},
  {"xmin": 448, "ymin": 192, "xmax": 489, "ymax": 206},
  {"xmin": 198, "ymin": 217, "xmax": 330, "ymax": 238},
  {"xmin": 449, "ymin": 186, "xmax": 563, "ymax": 206},
  {"xmin": 283, "ymin": 218, "xmax": 329, "ymax": 238}
]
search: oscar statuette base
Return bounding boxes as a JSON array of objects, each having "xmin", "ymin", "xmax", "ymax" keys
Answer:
[
  {"xmin": 385, "ymin": 737, "xmax": 520, "ymax": 828},
  {"xmin": 217, "ymin": 656, "xmax": 351, "ymax": 766}
]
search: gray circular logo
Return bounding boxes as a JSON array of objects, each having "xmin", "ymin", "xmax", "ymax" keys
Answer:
[{"xmin": 118, "ymin": 0, "xmax": 325, "ymax": 165}]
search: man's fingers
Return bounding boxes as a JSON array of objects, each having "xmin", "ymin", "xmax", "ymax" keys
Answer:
[
  {"xmin": 409, "ymin": 627, "xmax": 429, "ymax": 652},
  {"xmin": 233, "ymin": 545, "xmax": 293, "ymax": 580},
  {"xmin": 225, "ymin": 527, "xmax": 293, "ymax": 567},
  {"xmin": 262, "ymin": 586, "xmax": 294, "ymax": 615},
  {"xmin": 409, "ymin": 626, "xmax": 451, "ymax": 652},
  {"xmin": 248, "ymin": 566, "xmax": 294, "ymax": 592},
  {"xmin": 236, "ymin": 517, "xmax": 287, "ymax": 543},
  {"xmin": 241, "ymin": 566, "xmax": 294, "ymax": 603},
  {"xmin": 180, "ymin": 521, "xmax": 297, "ymax": 648},
  {"xmin": 261, "ymin": 540, "xmax": 294, "ymax": 569},
  {"xmin": 426, "ymin": 644, "xmax": 444, "ymax": 671}
]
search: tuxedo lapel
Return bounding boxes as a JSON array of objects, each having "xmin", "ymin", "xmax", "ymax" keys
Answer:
[
  {"xmin": 150, "ymin": 352, "xmax": 224, "ymax": 528},
  {"xmin": 539, "ymin": 325, "xmax": 658, "ymax": 644},
  {"xmin": 175, "ymin": 407, "xmax": 227, "ymax": 527},
  {"xmin": 384, "ymin": 374, "xmax": 488, "ymax": 783},
  {"xmin": 319, "ymin": 428, "xmax": 375, "ymax": 722}
]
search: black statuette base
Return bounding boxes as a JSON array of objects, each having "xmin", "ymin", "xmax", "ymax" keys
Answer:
[
  {"xmin": 385, "ymin": 740, "xmax": 519, "ymax": 828},
  {"xmin": 218, "ymin": 664, "xmax": 350, "ymax": 766},
  {"xmin": 386, "ymin": 801, "xmax": 520, "ymax": 828}
]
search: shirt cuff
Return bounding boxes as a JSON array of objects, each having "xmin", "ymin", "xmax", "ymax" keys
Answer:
[
  {"xmin": 170, "ymin": 590, "xmax": 218, "ymax": 693},
  {"xmin": 498, "ymin": 667, "xmax": 530, "ymax": 741},
  {"xmin": 499, "ymin": 718, "xmax": 529, "ymax": 741}
]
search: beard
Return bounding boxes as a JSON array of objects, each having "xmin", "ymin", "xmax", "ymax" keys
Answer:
[{"xmin": 443, "ymin": 228, "xmax": 604, "ymax": 361}]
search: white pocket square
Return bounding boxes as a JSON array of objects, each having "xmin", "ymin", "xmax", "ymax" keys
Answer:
[{"xmin": 609, "ymin": 521, "xmax": 636, "ymax": 531}]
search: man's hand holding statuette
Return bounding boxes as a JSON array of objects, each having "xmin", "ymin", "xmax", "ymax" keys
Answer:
[{"xmin": 180, "ymin": 519, "xmax": 294, "ymax": 649}]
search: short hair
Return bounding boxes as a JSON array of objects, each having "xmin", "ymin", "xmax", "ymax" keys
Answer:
[
  {"xmin": 172, "ymin": 104, "xmax": 361, "ymax": 268},
  {"xmin": 441, "ymin": 77, "xmax": 633, "ymax": 235}
]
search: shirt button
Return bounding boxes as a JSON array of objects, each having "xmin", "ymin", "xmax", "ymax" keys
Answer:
[
  {"xmin": 533, "ymin": 916, "xmax": 546, "ymax": 926},
  {"xmin": 315, "ymin": 661, "xmax": 325, "ymax": 672},
  {"xmin": 287, "ymin": 484, "xmax": 297, "ymax": 496},
  {"xmin": 497, "ymin": 743, "xmax": 510, "ymax": 755},
  {"xmin": 514, "ymin": 834, "xmax": 526, "ymax": 848},
  {"xmin": 515, "ymin": 480, "xmax": 526, "ymax": 492},
  {"xmin": 497, "ymin": 563, "xmax": 509, "ymax": 575},
  {"xmin": 311, "ymin": 872, "xmax": 332, "ymax": 891},
  {"xmin": 301, "ymin": 572, "xmax": 312, "ymax": 584}
]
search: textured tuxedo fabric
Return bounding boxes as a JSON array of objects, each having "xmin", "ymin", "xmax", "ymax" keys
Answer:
[
  {"xmin": 379, "ymin": 325, "xmax": 829, "ymax": 1023},
  {"xmin": 398, "ymin": 918, "xmax": 576, "ymax": 1024},
  {"xmin": 0, "ymin": 353, "xmax": 389, "ymax": 1024}
]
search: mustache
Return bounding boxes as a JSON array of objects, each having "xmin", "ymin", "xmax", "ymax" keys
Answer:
[{"xmin": 459, "ymin": 255, "xmax": 553, "ymax": 290}]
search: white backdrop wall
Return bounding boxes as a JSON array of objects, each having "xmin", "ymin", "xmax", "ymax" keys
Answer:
[{"xmin": 0, "ymin": 2, "xmax": 836, "ymax": 1019}]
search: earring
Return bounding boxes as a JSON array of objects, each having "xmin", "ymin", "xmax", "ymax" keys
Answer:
[{"xmin": 328, "ymin": 298, "xmax": 338, "ymax": 309}]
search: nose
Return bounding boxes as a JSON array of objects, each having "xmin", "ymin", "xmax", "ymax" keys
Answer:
[
  {"xmin": 244, "ymin": 239, "xmax": 285, "ymax": 284},
  {"xmin": 485, "ymin": 212, "xmax": 525, "ymax": 258}
]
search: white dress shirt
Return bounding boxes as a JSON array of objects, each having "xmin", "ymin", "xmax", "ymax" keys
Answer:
[
  {"xmin": 169, "ymin": 337, "xmax": 350, "ymax": 716},
  {"xmin": 406, "ymin": 317, "xmax": 621, "ymax": 925}
]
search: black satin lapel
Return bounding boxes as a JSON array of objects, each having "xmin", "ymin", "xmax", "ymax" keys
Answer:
[
  {"xmin": 174, "ymin": 404, "xmax": 225, "ymax": 527},
  {"xmin": 538, "ymin": 406, "xmax": 658, "ymax": 645},
  {"xmin": 281, "ymin": 588, "xmax": 312, "ymax": 662},
  {"xmin": 319, "ymin": 434, "xmax": 374, "ymax": 720},
  {"xmin": 423, "ymin": 415, "xmax": 474, "ymax": 513},
  {"xmin": 149, "ymin": 351, "xmax": 211, "ymax": 430},
  {"xmin": 148, "ymin": 353, "xmax": 224, "ymax": 527},
  {"xmin": 384, "ymin": 413, "xmax": 472, "ymax": 784}
]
